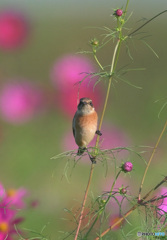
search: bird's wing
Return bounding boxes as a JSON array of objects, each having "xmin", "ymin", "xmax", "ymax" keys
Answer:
[{"xmin": 72, "ymin": 113, "xmax": 76, "ymax": 138}]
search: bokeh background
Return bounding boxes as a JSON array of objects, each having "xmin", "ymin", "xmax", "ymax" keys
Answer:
[{"xmin": 0, "ymin": 0, "xmax": 167, "ymax": 239}]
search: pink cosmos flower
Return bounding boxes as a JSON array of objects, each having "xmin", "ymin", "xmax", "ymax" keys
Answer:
[
  {"xmin": 51, "ymin": 54, "xmax": 103, "ymax": 116},
  {"xmin": 157, "ymin": 187, "xmax": 167, "ymax": 215},
  {"xmin": 56, "ymin": 86, "xmax": 102, "ymax": 117},
  {"xmin": 0, "ymin": 9, "xmax": 29, "ymax": 50},
  {"xmin": 0, "ymin": 81, "xmax": 44, "ymax": 124},
  {"xmin": 50, "ymin": 55, "xmax": 97, "ymax": 89},
  {"xmin": 0, "ymin": 183, "xmax": 27, "ymax": 240}
]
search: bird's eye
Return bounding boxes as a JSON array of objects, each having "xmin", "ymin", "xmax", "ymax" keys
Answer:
[{"xmin": 89, "ymin": 102, "xmax": 93, "ymax": 107}]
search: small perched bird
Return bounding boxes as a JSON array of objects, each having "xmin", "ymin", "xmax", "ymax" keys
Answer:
[{"xmin": 72, "ymin": 97, "xmax": 102, "ymax": 162}]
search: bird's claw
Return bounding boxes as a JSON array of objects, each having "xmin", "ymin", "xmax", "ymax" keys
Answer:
[
  {"xmin": 96, "ymin": 130, "xmax": 102, "ymax": 136},
  {"xmin": 90, "ymin": 156, "xmax": 96, "ymax": 164}
]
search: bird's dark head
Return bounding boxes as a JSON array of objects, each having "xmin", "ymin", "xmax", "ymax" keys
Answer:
[{"xmin": 77, "ymin": 97, "xmax": 94, "ymax": 114}]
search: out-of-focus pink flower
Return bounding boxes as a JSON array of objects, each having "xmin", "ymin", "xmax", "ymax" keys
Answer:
[
  {"xmin": 29, "ymin": 199, "xmax": 39, "ymax": 208},
  {"xmin": 0, "ymin": 9, "xmax": 29, "ymax": 50},
  {"xmin": 0, "ymin": 217, "xmax": 24, "ymax": 240},
  {"xmin": 0, "ymin": 81, "xmax": 44, "ymax": 124},
  {"xmin": 62, "ymin": 123, "xmax": 130, "ymax": 163},
  {"xmin": 158, "ymin": 187, "xmax": 167, "ymax": 215},
  {"xmin": 6, "ymin": 188, "xmax": 27, "ymax": 209},
  {"xmin": 0, "ymin": 183, "xmax": 27, "ymax": 240},
  {"xmin": 56, "ymin": 86, "xmax": 102, "ymax": 117},
  {"xmin": 51, "ymin": 54, "xmax": 103, "ymax": 116},
  {"xmin": 97, "ymin": 124, "xmax": 130, "ymax": 151},
  {"xmin": 51, "ymin": 55, "xmax": 97, "ymax": 89}
]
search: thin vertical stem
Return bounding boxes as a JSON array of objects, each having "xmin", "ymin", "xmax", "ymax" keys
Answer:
[
  {"xmin": 74, "ymin": 2, "xmax": 130, "ymax": 238},
  {"xmin": 74, "ymin": 39, "xmax": 122, "ymax": 240},
  {"xmin": 74, "ymin": 163, "xmax": 95, "ymax": 240},
  {"xmin": 95, "ymin": 39, "xmax": 120, "ymax": 150},
  {"xmin": 138, "ymin": 120, "xmax": 167, "ymax": 200}
]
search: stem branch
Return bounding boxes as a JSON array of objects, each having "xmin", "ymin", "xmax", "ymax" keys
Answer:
[
  {"xmin": 74, "ymin": 164, "xmax": 95, "ymax": 240},
  {"xmin": 138, "ymin": 120, "xmax": 167, "ymax": 201},
  {"xmin": 95, "ymin": 175, "xmax": 167, "ymax": 240}
]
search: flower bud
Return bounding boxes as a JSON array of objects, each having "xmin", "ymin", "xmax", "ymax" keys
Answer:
[
  {"xmin": 114, "ymin": 9, "xmax": 123, "ymax": 17},
  {"xmin": 90, "ymin": 38, "xmax": 99, "ymax": 47},
  {"xmin": 122, "ymin": 161, "xmax": 133, "ymax": 173},
  {"xmin": 119, "ymin": 187, "xmax": 127, "ymax": 195}
]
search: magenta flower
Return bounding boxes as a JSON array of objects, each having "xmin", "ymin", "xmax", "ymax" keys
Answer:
[
  {"xmin": 50, "ymin": 54, "xmax": 97, "ymax": 89},
  {"xmin": 6, "ymin": 188, "xmax": 27, "ymax": 209},
  {"xmin": 0, "ymin": 183, "xmax": 27, "ymax": 240},
  {"xmin": 50, "ymin": 54, "xmax": 104, "ymax": 116},
  {"xmin": 122, "ymin": 161, "xmax": 133, "ymax": 172},
  {"xmin": 0, "ymin": 81, "xmax": 44, "ymax": 124},
  {"xmin": 56, "ymin": 86, "xmax": 102, "ymax": 117},
  {"xmin": 0, "ymin": 217, "xmax": 24, "ymax": 240},
  {"xmin": 158, "ymin": 187, "xmax": 167, "ymax": 215},
  {"xmin": 0, "ymin": 9, "xmax": 29, "ymax": 50}
]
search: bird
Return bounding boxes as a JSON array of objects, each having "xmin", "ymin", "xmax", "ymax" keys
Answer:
[{"xmin": 72, "ymin": 97, "xmax": 102, "ymax": 162}]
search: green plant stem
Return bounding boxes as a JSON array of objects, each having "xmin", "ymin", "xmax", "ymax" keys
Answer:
[
  {"xmin": 74, "ymin": 2, "xmax": 130, "ymax": 238},
  {"xmin": 138, "ymin": 120, "xmax": 167, "ymax": 201},
  {"xmin": 83, "ymin": 215, "xmax": 99, "ymax": 239},
  {"xmin": 95, "ymin": 175, "xmax": 167, "ymax": 240},
  {"xmin": 84, "ymin": 170, "xmax": 122, "ymax": 239},
  {"xmin": 128, "ymin": 10, "xmax": 167, "ymax": 37},
  {"xmin": 124, "ymin": 0, "xmax": 130, "ymax": 15},
  {"xmin": 93, "ymin": 53, "xmax": 104, "ymax": 71},
  {"xmin": 95, "ymin": 39, "xmax": 120, "ymax": 151},
  {"xmin": 74, "ymin": 163, "xmax": 95, "ymax": 240},
  {"xmin": 75, "ymin": 36, "xmax": 122, "ymax": 240}
]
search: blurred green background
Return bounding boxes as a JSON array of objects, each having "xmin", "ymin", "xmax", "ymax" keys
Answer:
[{"xmin": 0, "ymin": 0, "xmax": 167, "ymax": 239}]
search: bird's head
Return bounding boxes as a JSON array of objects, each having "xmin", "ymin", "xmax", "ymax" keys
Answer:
[{"xmin": 77, "ymin": 97, "xmax": 95, "ymax": 114}]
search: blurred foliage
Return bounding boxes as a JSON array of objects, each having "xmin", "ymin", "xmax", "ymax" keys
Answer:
[{"xmin": 0, "ymin": 0, "xmax": 167, "ymax": 239}]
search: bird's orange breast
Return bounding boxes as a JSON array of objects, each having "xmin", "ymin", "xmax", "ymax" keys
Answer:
[
  {"xmin": 74, "ymin": 111, "xmax": 98, "ymax": 147},
  {"xmin": 75, "ymin": 111, "xmax": 98, "ymax": 128}
]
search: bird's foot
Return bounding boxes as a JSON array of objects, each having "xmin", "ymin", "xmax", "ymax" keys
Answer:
[
  {"xmin": 77, "ymin": 147, "xmax": 86, "ymax": 156},
  {"xmin": 96, "ymin": 130, "xmax": 102, "ymax": 136},
  {"xmin": 90, "ymin": 156, "xmax": 96, "ymax": 164}
]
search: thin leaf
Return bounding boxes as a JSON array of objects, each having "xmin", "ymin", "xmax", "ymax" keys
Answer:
[
  {"xmin": 126, "ymin": 43, "xmax": 133, "ymax": 60},
  {"xmin": 158, "ymin": 101, "xmax": 167, "ymax": 118},
  {"xmin": 116, "ymin": 76, "xmax": 142, "ymax": 89},
  {"xmin": 51, "ymin": 150, "xmax": 76, "ymax": 160},
  {"xmin": 141, "ymin": 40, "xmax": 159, "ymax": 58}
]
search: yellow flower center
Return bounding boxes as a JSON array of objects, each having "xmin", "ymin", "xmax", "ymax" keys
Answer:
[
  {"xmin": 0, "ymin": 222, "xmax": 9, "ymax": 233},
  {"xmin": 7, "ymin": 188, "xmax": 17, "ymax": 197}
]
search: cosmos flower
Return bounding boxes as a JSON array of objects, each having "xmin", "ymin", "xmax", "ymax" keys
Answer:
[
  {"xmin": 56, "ymin": 86, "xmax": 102, "ymax": 117},
  {"xmin": 0, "ymin": 81, "xmax": 44, "ymax": 124},
  {"xmin": 50, "ymin": 54, "xmax": 97, "ymax": 90},
  {"xmin": 0, "ymin": 9, "xmax": 29, "ymax": 50},
  {"xmin": 51, "ymin": 54, "xmax": 103, "ymax": 116},
  {"xmin": 0, "ymin": 183, "xmax": 27, "ymax": 240},
  {"xmin": 157, "ymin": 187, "xmax": 167, "ymax": 215}
]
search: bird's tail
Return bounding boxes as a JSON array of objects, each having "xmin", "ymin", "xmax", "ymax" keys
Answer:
[{"xmin": 77, "ymin": 147, "xmax": 86, "ymax": 156}]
